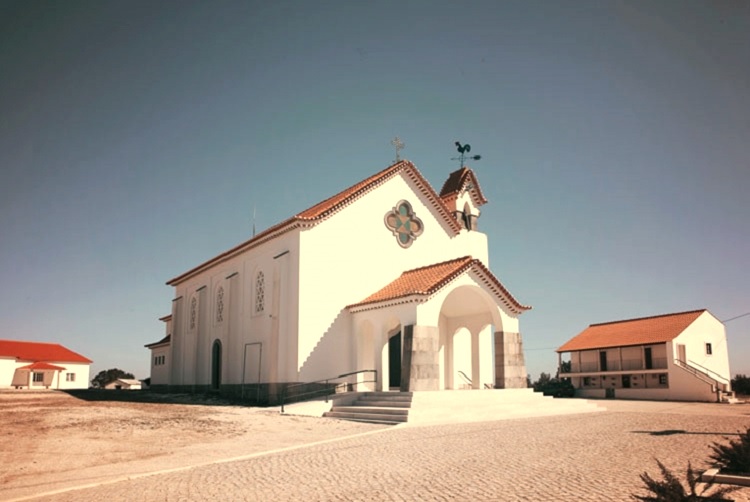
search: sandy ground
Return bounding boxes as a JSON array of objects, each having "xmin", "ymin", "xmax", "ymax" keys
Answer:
[{"xmin": 0, "ymin": 390, "xmax": 386, "ymax": 501}]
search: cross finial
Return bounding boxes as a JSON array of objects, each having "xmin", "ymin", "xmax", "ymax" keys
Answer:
[{"xmin": 391, "ymin": 137, "xmax": 405, "ymax": 162}]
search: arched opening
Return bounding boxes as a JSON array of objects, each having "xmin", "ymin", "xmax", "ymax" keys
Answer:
[
  {"xmin": 211, "ymin": 339, "xmax": 222, "ymax": 390},
  {"xmin": 388, "ymin": 331, "xmax": 401, "ymax": 389},
  {"xmin": 452, "ymin": 328, "xmax": 472, "ymax": 389},
  {"xmin": 437, "ymin": 285, "xmax": 503, "ymax": 391}
]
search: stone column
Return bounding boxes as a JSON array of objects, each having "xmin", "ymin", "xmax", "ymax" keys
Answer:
[
  {"xmin": 404, "ymin": 325, "xmax": 440, "ymax": 391},
  {"xmin": 471, "ymin": 330, "xmax": 480, "ymax": 389},
  {"xmin": 495, "ymin": 331, "xmax": 527, "ymax": 389}
]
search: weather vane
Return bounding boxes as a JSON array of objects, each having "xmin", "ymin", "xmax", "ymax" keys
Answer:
[
  {"xmin": 391, "ymin": 137, "xmax": 405, "ymax": 162},
  {"xmin": 452, "ymin": 141, "xmax": 481, "ymax": 167}
]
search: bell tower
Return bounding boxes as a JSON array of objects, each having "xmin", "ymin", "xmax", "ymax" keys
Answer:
[{"xmin": 438, "ymin": 166, "xmax": 487, "ymax": 231}]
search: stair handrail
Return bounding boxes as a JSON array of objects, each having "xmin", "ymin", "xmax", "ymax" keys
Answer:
[
  {"xmin": 673, "ymin": 359, "xmax": 718, "ymax": 388},
  {"xmin": 686, "ymin": 359, "xmax": 730, "ymax": 385},
  {"xmin": 280, "ymin": 369, "xmax": 377, "ymax": 413},
  {"xmin": 458, "ymin": 370, "xmax": 472, "ymax": 386}
]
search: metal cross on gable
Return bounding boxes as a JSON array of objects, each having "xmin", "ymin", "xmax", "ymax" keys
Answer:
[{"xmin": 391, "ymin": 137, "xmax": 405, "ymax": 162}]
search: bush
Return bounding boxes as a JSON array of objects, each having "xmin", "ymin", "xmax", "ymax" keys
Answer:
[
  {"xmin": 535, "ymin": 380, "xmax": 575, "ymax": 398},
  {"xmin": 632, "ymin": 460, "xmax": 738, "ymax": 501},
  {"xmin": 708, "ymin": 427, "xmax": 750, "ymax": 475},
  {"xmin": 731, "ymin": 374, "xmax": 750, "ymax": 396}
]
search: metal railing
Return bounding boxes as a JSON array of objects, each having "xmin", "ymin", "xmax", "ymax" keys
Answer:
[
  {"xmin": 457, "ymin": 370, "xmax": 472, "ymax": 389},
  {"xmin": 569, "ymin": 357, "xmax": 668, "ymax": 373},
  {"xmin": 687, "ymin": 360, "xmax": 730, "ymax": 385},
  {"xmin": 280, "ymin": 369, "xmax": 377, "ymax": 413}
]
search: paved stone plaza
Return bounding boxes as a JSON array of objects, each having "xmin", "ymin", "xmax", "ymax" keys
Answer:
[{"xmin": 12, "ymin": 401, "xmax": 750, "ymax": 502}]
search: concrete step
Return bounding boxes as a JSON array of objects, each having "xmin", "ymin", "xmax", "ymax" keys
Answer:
[
  {"xmin": 360, "ymin": 392, "xmax": 413, "ymax": 400},
  {"xmin": 353, "ymin": 399, "xmax": 412, "ymax": 408},
  {"xmin": 323, "ymin": 410, "xmax": 408, "ymax": 423},
  {"xmin": 365, "ymin": 391, "xmax": 414, "ymax": 396},
  {"xmin": 331, "ymin": 406, "xmax": 409, "ymax": 416},
  {"xmin": 324, "ymin": 416, "xmax": 404, "ymax": 425},
  {"xmin": 358, "ymin": 394, "xmax": 412, "ymax": 401}
]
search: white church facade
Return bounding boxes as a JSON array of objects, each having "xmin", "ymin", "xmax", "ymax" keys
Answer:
[{"xmin": 146, "ymin": 160, "xmax": 531, "ymax": 404}]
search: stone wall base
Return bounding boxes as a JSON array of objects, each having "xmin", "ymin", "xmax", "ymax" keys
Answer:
[
  {"xmin": 152, "ymin": 382, "xmax": 321, "ymax": 406},
  {"xmin": 495, "ymin": 331, "xmax": 528, "ymax": 389}
]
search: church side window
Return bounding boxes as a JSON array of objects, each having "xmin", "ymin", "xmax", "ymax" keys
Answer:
[
  {"xmin": 255, "ymin": 271, "xmax": 265, "ymax": 314},
  {"xmin": 216, "ymin": 286, "xmax": 225, "ymax": 323},
  {"xmin": 189, "ymin": 297, "xmax": 197, "ymax": 330}
]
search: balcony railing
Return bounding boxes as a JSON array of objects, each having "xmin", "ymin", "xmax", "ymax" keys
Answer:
[{"xmin": 568, "ymin": 357, "xmax": 667, "ymax": 373}]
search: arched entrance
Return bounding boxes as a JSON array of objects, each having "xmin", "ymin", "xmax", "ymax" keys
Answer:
[
  {"xmin": 388, "ymin": 331, "xmax": 401, "ymax": 389},
  {"xmin": 437, "ymin": 285, "xmax": 502, "ymax": 390},
  {"xmin": 211, "ymin": 340, "xmax": 222, "ymax": 390}
]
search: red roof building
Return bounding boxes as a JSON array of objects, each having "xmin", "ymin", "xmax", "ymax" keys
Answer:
[
  {"xmin": 0, "ymin": 339, "xmax": 92, "ymax": 390},
  {"xmin": 557, "ymin": 310, "xmax": 734, "ymax": 402}
]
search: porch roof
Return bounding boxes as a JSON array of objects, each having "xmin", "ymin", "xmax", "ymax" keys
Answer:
[
  {"xmin": 346, "ymin": 256, "xmax": 531, "ymax": 314},
  {"xmin": 17, "ymin": 362, "xmax": 66, "ymax": 371},
  {"xmin": 557, "ymin": 309, "xmax": 707, "ymax": 352}
]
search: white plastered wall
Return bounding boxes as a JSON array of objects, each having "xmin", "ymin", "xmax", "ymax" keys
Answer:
[
  {"xmin": 296, "ymin": 172, "xmax": 490, "ymax": 382},
  {"xmin": 168, "ymin": 230, "xmax": 301, "ymax": 387}
]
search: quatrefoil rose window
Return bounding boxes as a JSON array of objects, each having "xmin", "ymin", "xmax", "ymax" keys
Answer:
[{"xmin": 384, "ymin": 200, "xmax": 424, "ymax": 248}]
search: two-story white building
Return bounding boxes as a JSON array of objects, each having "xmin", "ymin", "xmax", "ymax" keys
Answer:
[
  {"xmin": 0, "ymin": 339, "xmax": 92, "ymax": 390},
  {"xmin": 146, "ymin": 160, "xmax": 531, "ymax": 404},
  {"xmin": 557, "ymin": 309, "xmax": 734, "ymax": 402}
]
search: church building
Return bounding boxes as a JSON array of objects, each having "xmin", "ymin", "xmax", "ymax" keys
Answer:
[{"xmin": 147, "ymin": 160, "xmax": 531, "ymax": 404}]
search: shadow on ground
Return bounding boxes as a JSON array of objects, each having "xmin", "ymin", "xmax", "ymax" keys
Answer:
[
  {"xmin": 63, "ymin": 389, "xmax": 253, "ymax": 407},
  {"xmin": 631, "ymin": 429, "xmax": 743, "ymax": 437}
]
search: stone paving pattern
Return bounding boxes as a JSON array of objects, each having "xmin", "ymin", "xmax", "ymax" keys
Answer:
[{"xmin": 20, "ymin": 401, "xmax": 750, "ymax": 501}]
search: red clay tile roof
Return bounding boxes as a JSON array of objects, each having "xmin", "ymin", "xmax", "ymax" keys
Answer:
[
  {"xmin": 347, "ymin": 256, "xmax": 531, "ymax": 314},
  {"xmin": 144, "ymin": 335, "xmax": 171, "ymax": 349},
  {"xmin": 17, "ymin": 361, "xmax": 67, "ymax": 371},
  {"xmin": 438, "ymin": 167, "xmax": 488, "ymax": 207},
  {"xmin": 167, "ymin": 160, "xmax": 463, "ymax": 286},
  {"xmin": 0, "ymin": 340, "xmax": 92, "ymax": 363},
  {"xmin": 557, "ymin": 309, "xmax": 708, "ymax": 352}
]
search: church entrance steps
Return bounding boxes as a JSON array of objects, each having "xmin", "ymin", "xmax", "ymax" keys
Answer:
[
  {"xmin": 354, "ymin": 391, "xmax": 413, "ymax": 408},
  {"xmin": 323, "ymin": 392, "xmax": 413, "ymax": 425}
]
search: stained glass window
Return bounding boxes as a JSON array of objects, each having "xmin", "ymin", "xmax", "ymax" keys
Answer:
[
  {"xmin": 384, "ymin": 200, "xmax": 424, "ymax": 248},
  {"xmin": 255, "ymin": 271, "xmax": 265, "ymax": 314},
  {"xmin": 216, "ymin": 286, "xmax": 224, "ymax": 323},
  {"xmin": 189, "ymin": 297, "xmax": 197, "ymax": 330}
]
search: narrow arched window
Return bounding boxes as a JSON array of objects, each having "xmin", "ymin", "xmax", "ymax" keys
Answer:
[
  {"xmin": 215, "ymin": 286, "xmax": 224, "ymax": 323},
  {"xmin": 255, "ymin": 271, "xmax": 265, "ymax": 314}
]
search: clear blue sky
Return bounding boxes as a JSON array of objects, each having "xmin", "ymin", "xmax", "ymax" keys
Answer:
[{"xmin": 1, "ymin": 1, "xmax": 748, "ymax": 382}]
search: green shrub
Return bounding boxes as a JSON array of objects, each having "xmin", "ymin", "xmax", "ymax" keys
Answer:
[
  {"xmin": 632, "ymin": 460, "xmax": 738, "ymax": 501},
  {"xmin": 731, "ymin": 374, "xmax": 750, "ymax": 396},
  {"xmin": 708, "ymin": 427, "xmax": 750, "ymax": 475}
]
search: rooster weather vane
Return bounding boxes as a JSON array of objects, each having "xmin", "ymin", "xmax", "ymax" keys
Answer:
[{"xmin": 452, "ymin": 141, "xmax": 481, "ymax": 168}]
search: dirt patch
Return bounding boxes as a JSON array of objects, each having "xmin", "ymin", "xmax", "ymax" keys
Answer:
[{"xmin": 0, "ymin": 390, "xmax": 386, "ymax": 500}]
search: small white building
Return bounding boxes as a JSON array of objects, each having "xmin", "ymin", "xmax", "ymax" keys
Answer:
[
  {"xmin": 557, "ymin": 309, "xmax": 734, "ymax": 402},
  {"xmin": 105, "ymin": 378, "xmax": 143, "ymax": 390},
  {"xmin": 0, "ymin": 339, "xmax": 92, "ymax": 390},
  {"xmin": 146, "ymin": 160, "xmax": 532, "ymax": 404},
  {"xmin": 144, "ymin": 315, "xmax": 171, "ymax": 387}
]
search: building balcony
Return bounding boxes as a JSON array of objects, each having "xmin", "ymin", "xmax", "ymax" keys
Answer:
[{"xmin": 564, "ymin": 357, "xmax": 667, "ymax": 376}]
